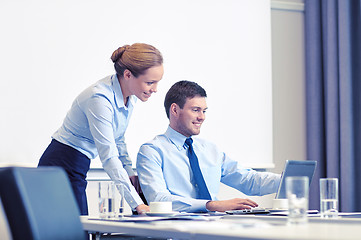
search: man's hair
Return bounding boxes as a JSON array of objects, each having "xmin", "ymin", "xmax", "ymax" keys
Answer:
[{"xmin": 164, "ymin": 80, "xmax": 207, "ymax": 119}]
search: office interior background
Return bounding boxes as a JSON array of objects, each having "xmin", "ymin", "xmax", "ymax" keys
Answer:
[
  {"xmin": 218, "ymin": 0, "xmax": 307, "ymax": 210},
  {"xmin": 1, "ymin": 0, "xmax": 361, "ymax": 220}
]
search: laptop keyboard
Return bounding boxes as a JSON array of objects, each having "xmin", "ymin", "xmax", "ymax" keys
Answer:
[{"xmin": 225, "ymin": 208, "xmax": 270, "ymax": 215}]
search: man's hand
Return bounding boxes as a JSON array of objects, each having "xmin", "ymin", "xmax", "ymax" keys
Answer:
[
  {"xmin": 135, "ymin": 204, "xmax": 150, "ymax": 214},
  {"xmin": 206, "ymin": 198, "xmax": 258, "ymax": 212}
]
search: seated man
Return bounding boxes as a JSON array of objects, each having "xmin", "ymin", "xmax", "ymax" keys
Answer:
[{"xmin": 137, "ymin": 80, "xmax": 281, "ymax": 213}]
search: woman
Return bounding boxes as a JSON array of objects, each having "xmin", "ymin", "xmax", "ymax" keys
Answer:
[{"xmin": 38, "ymin": 43, "xmax": 164, "ymax": 215}]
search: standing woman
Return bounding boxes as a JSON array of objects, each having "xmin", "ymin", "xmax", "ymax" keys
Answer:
[{"xmin": 38, "ymin": 43, "xmax": 164, "ymax": 215}]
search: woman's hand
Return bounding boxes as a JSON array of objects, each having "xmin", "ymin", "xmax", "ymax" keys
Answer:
[{"xmin": 135, "ymin": 204, "xmax": 150, "ymax": 215}]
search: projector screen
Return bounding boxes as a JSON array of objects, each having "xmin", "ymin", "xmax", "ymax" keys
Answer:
[{"xmin": 0, "ymin": 0, "xmax": 273, "ymax": 169}]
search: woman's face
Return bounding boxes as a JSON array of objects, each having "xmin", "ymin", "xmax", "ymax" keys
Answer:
[{"xmin": 127, "ymin": 65, "xmax": 164, "ymax": 102}]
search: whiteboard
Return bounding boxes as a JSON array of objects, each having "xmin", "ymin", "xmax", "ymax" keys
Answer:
[{"xmin": 0, "ymin": 0, "xmax": 273, "ymax": 169}]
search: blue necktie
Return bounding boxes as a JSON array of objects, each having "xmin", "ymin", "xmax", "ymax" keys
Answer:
[{"xmin": 185, "ymin": 138, "xmax": 211, "ymax": 200}]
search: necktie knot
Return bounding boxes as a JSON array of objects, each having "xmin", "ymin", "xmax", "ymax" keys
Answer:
[{"xmin": 185, "ymin": 138, "xmax": 193, "ymax": 147}]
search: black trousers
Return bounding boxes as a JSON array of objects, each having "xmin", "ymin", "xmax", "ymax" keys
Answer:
[{"xmin": 38, "ymin": 139, "xmax": 90, "ymax": 215}]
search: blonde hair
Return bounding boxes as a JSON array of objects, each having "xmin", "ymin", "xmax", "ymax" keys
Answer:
[{"xmin": 111, "ymin": 43, "xmax": 163, "ymax": 78}]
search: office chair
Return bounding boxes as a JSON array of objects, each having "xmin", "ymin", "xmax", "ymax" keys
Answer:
[
  {"xmin": 130, "ymin": 175, "xmax": 148, "ymax": 205},
  {"xmin": 0, "ymin": 166, "xmax": 87, "ymax": 240}
]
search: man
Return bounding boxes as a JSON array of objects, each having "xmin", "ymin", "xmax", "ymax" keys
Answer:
[{"xmin": 137, "ymin": 81, "xmax": 280, "ymax": 213}]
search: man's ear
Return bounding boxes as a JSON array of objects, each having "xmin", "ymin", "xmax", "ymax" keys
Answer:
[{"xmin": 170, "ymin": 103, "xmax": 179, "ymax": 117}]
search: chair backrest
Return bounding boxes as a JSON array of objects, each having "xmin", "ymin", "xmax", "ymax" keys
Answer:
[
  {"xmin": 0, "ymin": 167, "xmax": 86, "ymax": 240},
  {"xmin": 130, "ymin": 175, "xmax": 148, "ymax": 205}
]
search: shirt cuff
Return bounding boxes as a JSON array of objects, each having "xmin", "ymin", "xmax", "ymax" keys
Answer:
[
  {"xmin": 189, "ymin": 199, "xmax": 209, "ymax": 213},
  {"xmin": 124, "ymin": 187, "xmax": 144, "ymax": 210}
]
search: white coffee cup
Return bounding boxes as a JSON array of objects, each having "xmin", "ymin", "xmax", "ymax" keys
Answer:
[
  {"xmin": 149, "ymin": 202, "xmax": 172, "ymax": 213},
  {"xmin": 273, "ymin": 198, "xmax": 288, "ymax": 210}
]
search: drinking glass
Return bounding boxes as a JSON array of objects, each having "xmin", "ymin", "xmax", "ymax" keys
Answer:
[
  {"xmin": 98, "ymin": 181, "xmax": 115, "ymax": 218},
  {"xmin": 286, "ymin": 176, "xmax": 309, "ymax": 224},
  {"xmin": 320, "ymin": 178, "xmax": 338, "ymax": 218}
]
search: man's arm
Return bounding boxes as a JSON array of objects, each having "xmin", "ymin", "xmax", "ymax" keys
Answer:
[{"xmin": 220, "ymin": 152, "xmax": 281, "ymax": 196}]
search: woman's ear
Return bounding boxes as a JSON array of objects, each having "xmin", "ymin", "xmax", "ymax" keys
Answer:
[{"xmin": 123, "ymin": 69, "xmax": 132, "ymax": 80}]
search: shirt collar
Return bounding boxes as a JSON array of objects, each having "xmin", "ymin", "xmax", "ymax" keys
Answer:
[
  {"xmin": 112, "ymin": 74, "xmax": 137, "ymax": 109},
  {"xmin": 165, "ymin": 126, "xmax": 189, "ymax": 151}
]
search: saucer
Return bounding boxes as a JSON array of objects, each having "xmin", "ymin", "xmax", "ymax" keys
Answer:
[{"xmin": 146, "ymin": 212, "xmax": 178, "ymax": 217}]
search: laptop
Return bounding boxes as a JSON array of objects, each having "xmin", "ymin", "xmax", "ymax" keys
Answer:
[{"xmin": 226, "ymin": 160, "xmax": 317, "ymax": 215}]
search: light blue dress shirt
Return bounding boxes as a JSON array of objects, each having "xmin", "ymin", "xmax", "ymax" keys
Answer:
[
  {"xmin": 137, "ymin": 126, "xmax": 281, "ymax": 212},
  {"xmin": 53, "ymin": 74, "xmax": 143, "ymax": 209}
]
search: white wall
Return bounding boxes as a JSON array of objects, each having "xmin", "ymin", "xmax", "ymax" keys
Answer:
[{"xmin": 0, "ymin": 0, "xmax": 273, "ymax": 169}]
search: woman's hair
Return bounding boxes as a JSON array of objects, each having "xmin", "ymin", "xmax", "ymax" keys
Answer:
[
  {"xmin": 164, "ymin": 80, "xmax": 207, "ymax": 119},
  {"xmin": 111, "ymin": 43, "xmax": 163, "ymax": 78}
]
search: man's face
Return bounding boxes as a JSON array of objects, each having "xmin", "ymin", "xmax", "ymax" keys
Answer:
[{"xmin": 172, "ymin": 96, "xmax": 207, "ymax": 137}]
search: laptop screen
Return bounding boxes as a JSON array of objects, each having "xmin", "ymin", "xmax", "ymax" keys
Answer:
[{"xmin": 275, "ymin": 160, "xmax": 317, "ymax": 199}]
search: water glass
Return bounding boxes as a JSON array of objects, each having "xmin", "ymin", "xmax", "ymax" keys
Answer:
[
  {"xmin": 98, "ymin": 181, "xmax": 115, "ymax": 218},
  {"xmin": 98, "ymin": 181, "xmax": 124, "ymax": 218},
  {"xmin": 320, "ymin": 178, "xmax": 338, "ymax": 218},
  {"xmin": 286, "ymin": 176, "xmax": 309, "ymax": 224}
]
